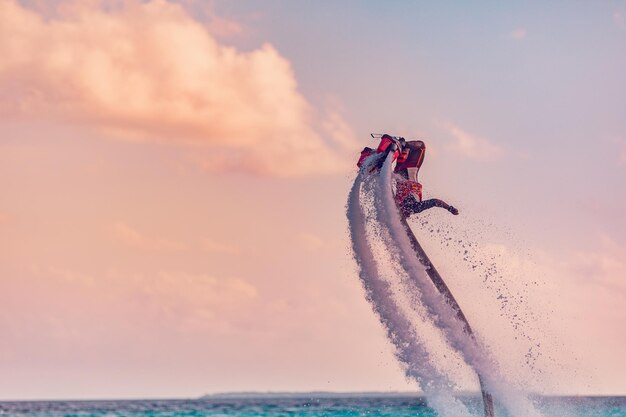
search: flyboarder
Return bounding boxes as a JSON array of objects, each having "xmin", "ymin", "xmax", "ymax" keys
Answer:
[{"xmin": 357, "ymin": 134, "xmax": 459, "ymax": 218}]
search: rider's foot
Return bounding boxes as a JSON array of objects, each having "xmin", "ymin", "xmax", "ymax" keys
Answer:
[{"xmin": 447, "ymin": 206, "xmax": 459, "ymax": 215}]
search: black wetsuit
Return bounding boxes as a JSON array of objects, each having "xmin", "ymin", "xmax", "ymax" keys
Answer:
[{"xmin": 402, "ymin": 194, "xmax": 453, "ymax": 215}]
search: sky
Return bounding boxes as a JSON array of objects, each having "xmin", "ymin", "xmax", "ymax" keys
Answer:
[{"xmin": 1, "ymin": 0, "xmax": 625, "ymax": 400}]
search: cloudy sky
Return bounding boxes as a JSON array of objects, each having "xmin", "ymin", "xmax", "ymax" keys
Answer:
[{"xmin": 1, "ymin": 0, "xmax": 625, "ymax": 400}]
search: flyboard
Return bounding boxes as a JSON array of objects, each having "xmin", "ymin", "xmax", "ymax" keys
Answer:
[
  {"xmin": 399, "ymin": 215, "xmax": 495, "ymax": 417},
  {"xmin": 372, "ymin": 133, "xmax": 495, "ymax": 417}
]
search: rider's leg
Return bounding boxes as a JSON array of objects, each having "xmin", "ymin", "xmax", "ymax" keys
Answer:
[{"xmin": 402, "ymin": 196, "xmax": 459, "ymax": 216}]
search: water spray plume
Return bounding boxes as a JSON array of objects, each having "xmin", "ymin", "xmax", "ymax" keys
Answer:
[{"xmin": 347, "ymin": 152, "xmax": 547, "ymax": 417}]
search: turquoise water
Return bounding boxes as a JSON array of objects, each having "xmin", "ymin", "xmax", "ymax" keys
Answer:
[{"xmin": 0, "ymin": 396, "xmax": 624, "ymax": 417}]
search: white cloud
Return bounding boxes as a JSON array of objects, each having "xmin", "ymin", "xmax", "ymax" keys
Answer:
[
  {"xmin": 0, "ymin": 0, "xmax": 353, "ymax": 177},
  {"xmin": 442, "ymin": 123, "xmax": 505, "ymax": 160}
]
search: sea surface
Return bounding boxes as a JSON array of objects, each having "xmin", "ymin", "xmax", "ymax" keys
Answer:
[{"xmin": 0, "ymin": 396, "xmax": 624, "ymax": 417}]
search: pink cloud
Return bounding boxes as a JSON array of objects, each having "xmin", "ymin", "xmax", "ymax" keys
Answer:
[
  {"xmin": 0, "ymin": 0, "xmax": 353, "ymax": 176},
  {"xmin": 133, "ymin": 270, "xmax": 259, "ymax": 333},
  {"xmin": 442, "ymin": 123, "xmax": 505, "ymax": 160},
  {"xmin": 199, "ymin": 237, "xmax": 240, "ymax": 255},
  {"xmin": 320, "ymin": 96, "xmax": 359, "ymax": 152},
  {"xmin": 173, "ymin": 0, "xmax": 246, "ymax": 38},
  {"xmin": 48, "ymin": 266, "xmax": 96, "ymax": 287},
  {"xmin": 114, "ymin": 223, "xmax": 243, "ymax": 255},
  {"xmin": 565, "ymin": 235, "xmax": 626, "ymax": 293},
  {"xmin": 510, "ymin": 28, "xmax": 528, "ymax": 40},
  {"xmin": 296, "ymin": 232, "xmax": 345, "ymax": 252},
  {"xmin": 610, "ymin": 136, "xmax": 626, "ymax": 165},
  {"xmin": 0, "ymin": 210, "xmax": 10, "ymax": 225},
  {"xmin": 114, "ymin": 222, "xmax": 188, "ymax": 252},
  {"xmin": 613, "ymin": 10, "xmax": 626, "ymax": 30},
  {"xmin": 7, "ymin": 265, "xmax": 259, "ymax": 341}
]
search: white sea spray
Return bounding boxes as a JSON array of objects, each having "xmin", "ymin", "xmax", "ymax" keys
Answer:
[{"xmin": 347, "ymin": 152, "xmax": 554, "ymax": 417}]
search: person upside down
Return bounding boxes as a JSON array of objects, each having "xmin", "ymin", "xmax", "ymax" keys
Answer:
[{"xmin": 357, "ymin": 134, "xmax": 459, "ymax": 218}]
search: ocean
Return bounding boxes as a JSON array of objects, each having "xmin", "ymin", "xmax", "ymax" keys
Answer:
[{"xmin": 1, "ymin": 396, "xmax": 624, "ymax": 417}]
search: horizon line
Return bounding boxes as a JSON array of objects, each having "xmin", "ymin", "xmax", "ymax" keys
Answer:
[{"xmin": 2, "ymin": 392, "xmax": 625, "ymax": 403}]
